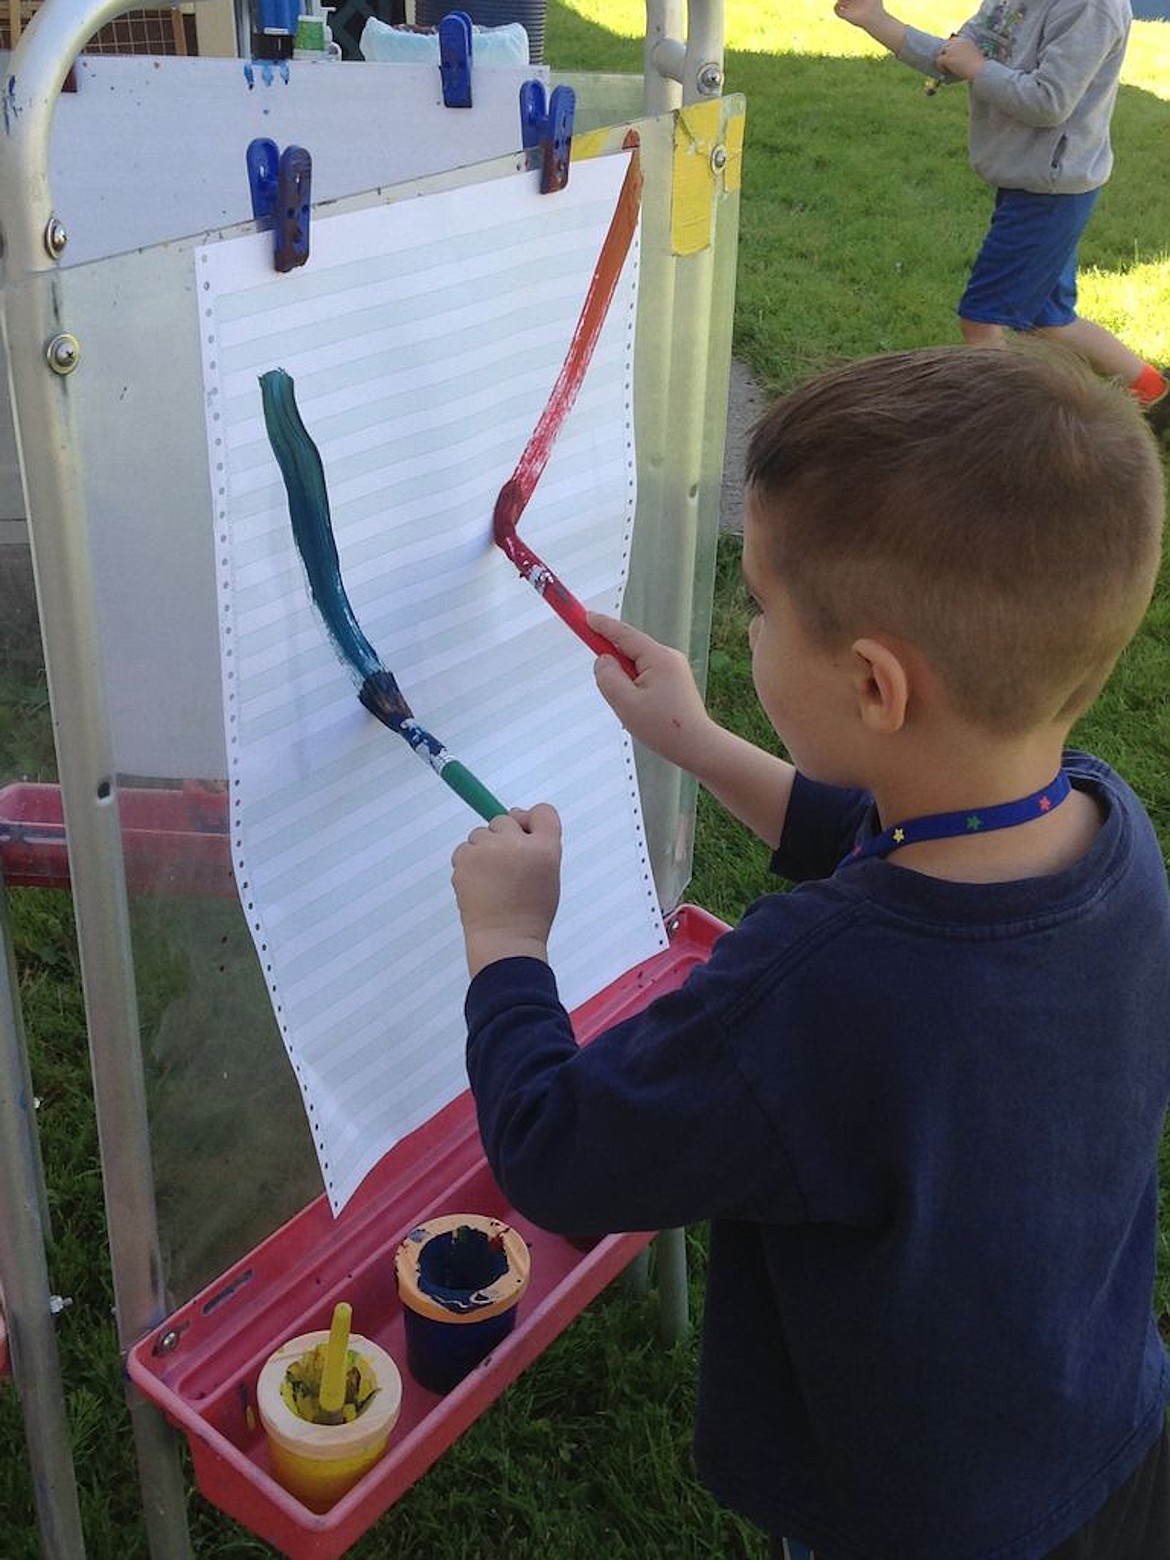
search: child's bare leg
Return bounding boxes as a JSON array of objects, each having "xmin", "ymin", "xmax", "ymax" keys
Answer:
[
  {"xmin": 1031, "ymin": 318, "xmax": 1147, "ymax": 383},
  {"xmin": 959, "ymin": 318, "xmax": 1007, "ymax": 346}
]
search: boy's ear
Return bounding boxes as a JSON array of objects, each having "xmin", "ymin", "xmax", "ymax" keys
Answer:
[{"xmin": 850, "ymin": 637, "xmax": 910, "ymax": 734}]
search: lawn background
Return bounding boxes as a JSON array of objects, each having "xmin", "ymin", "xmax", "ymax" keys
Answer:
[{"xmin": 1, "ymin": 3, "xmax": 1168, "ymax": 1555}]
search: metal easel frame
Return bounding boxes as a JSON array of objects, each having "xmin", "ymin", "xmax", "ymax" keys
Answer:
[
  {"xmin": 638, "ymin": 0, "xmax": 728, "ymax": 1332},
  {"xmin": 0, "ymin": 873, "xmax": 87, "ymax": 1556},
  {"xmin": 2, "ymin": 3, "xmax": 209, "ymax": 1552},
  {"xmin": 0, "ymin": 0, "xmax": 728, "ymax": 1551},
  {"xmin": 645, "ymin": 0, "xmax": 724, "ymax": 111}
]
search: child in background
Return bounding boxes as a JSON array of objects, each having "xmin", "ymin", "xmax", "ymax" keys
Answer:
[
  {"xmin": 834, "ymin": 0, "xmax": 1170, "ymax": 440},
  {"xmin": 451, "ymin": 346, "xmax": 1170, "ymax": 1559}
]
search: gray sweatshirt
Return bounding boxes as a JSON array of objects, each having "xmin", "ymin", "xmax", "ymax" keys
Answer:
[{"xmin": 898, "ymin": 0, "xmax": 1132, "ymax": 193}]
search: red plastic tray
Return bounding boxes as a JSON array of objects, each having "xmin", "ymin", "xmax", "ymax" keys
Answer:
[
  {"xmin": 0, "ymin": 780, "xmax": 231, "ymax": 894},
  {"xmin": 127, "ymin": 904, "xmax": 729, "ymax": 1559}
]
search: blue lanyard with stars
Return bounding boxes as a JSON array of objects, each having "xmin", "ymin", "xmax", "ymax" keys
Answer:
[{"xmin": 840, "ymin": 770, "xmax": 1072, "ymax": 867}]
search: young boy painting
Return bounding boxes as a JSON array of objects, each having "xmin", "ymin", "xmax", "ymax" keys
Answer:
[
  {"xmin": 450, "ymin": 346, "xmax": 1170, "ymax": 1558},
  {"xmin": 833, "ymin": 0, "xmax": 1170, "ymax": 439}
]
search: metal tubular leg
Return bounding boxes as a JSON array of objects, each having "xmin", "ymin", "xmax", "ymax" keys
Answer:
[
  {"xmin": 0, "ymin": 881, "xmax": 87, "ymax": 1559},
  {"xmin": 655, "ymin": 1227, "xmax": 690, "ymax": 1343},
  {"xmin": 0, "ymin": 3, "xmax": 198, "ymax": 1554},
  {"xmin": 641, "ymin": 96, "xmax": 736, "ymax": 1347},
  {"xmin": 644, "ymin": 0, "xmax": 684, "ymax": 113},
  {"xmin": 644, "ymin": 0, "xmax": 726, "ymax": 109},
  {"xmin": 682, "ymin": 0, "xmax": 725, "ymax": 104},
  {"xmin": 1, "ymin": 293, "xmax": 196, "ymax": 1560},
  {"xmin": 623, "ymin": 1245, "xmax": 652, "ymax": 1298}
]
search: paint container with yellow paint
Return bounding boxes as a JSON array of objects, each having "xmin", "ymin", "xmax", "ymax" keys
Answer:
[
  {"xmin": 395, "ymin": 1213, "xmax": 531, "ymax": 1394},
  {"xmin": 256, "ymin": 1328, "xmax": 402, "ymax": 1511}
]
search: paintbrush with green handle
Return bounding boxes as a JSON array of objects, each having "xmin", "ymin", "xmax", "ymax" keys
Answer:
[{"xmin": 259, "ymin": 367, "xmax": 507, "ymax": 823}]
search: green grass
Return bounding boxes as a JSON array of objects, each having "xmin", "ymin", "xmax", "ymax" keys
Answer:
[{"xmin": 2, "ymin": 2, "xmax": 1169, "ymax": 1554}]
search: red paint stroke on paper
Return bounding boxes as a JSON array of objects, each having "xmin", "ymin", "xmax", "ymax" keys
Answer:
[{"xmin": 493, "ymin": 136, "xmax": 643, "ymax": 680}]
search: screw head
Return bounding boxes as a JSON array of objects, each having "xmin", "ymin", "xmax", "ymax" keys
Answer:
[
  {"xmin": 710, "ymin": 143, "xmax": 728, "ymax": 173},
  {"xmin": 697, "ymin": 62, "xmax": 724, "ymax": 95},
  {"xmin": 44, "ymin": 216, "xmax": 67, "ymax": 258},
  {"xmin": 46, "ymin": 334, "xmax": 80, "ymax": 375}
]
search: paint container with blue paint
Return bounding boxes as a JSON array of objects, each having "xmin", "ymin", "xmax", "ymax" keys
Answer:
[{"xmin": 395, "ymin": 1213, "xmax": 530, "ymax": 1394}]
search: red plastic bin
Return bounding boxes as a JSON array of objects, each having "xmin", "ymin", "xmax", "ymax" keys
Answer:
[
  {"xmin": 0, "ymin": 780, "xmax": 231, "ymax": 894},
  {"xmin": 127, "ymin": 904, "xmax": 729, "ymax": 1560}
]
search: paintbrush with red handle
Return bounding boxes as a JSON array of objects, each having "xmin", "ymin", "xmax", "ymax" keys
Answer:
[{"xmin": 492, "ymin": 138, "xmax": 643, "ymax": 682}]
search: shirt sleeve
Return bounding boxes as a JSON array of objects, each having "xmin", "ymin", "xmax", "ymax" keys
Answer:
[
  {"xmin": 772, "ymin": 771, "xmax": 871, "ymax": 883},
  {"xmin": 464, "ymin": 953, "xmax": 808, "ymax": 1235},
  {"xmin": 898, "ymin": 24, "xmax": 950, "ymax": 77},
  {"xmin": 969, "ymin": 0, "xmax": 1125, "ymax": 128}
]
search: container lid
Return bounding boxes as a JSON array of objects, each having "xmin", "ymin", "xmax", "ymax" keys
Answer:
[
  {"xmin": 395, "ymin": 1213, "xmax": 531, "ymax": 1324},
  {"xmin": 257, "ymin": 1332, "xmax": 402, "ymax": 1457}
]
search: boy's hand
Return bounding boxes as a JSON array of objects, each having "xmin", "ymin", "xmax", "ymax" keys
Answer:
[
  {"xmin": 451, "ymin": 805, "xmax": 562, "ymax": 978},
  {"xmin": 935, "ymin": 34, "xmax": 985, "ymax": 78},
  {"xmin": 592, "ymin": 614, "xmax": 796, "ymax": 850},
  {"xmin": 833, "ymin": 0, "xmax": 887, "ymax": 31},
  {"xmin": 589, "ymin": 612, "xmax": 719, "ymax": 771},
  {"xmin": 833, "ymin": 0, "xmax": 907, "ymax": 53}
]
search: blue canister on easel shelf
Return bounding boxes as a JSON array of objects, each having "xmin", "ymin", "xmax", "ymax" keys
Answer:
[
  {"xmin": 251, "ymin": 0, "xmax": 301, "ymax": 59},
  {"xmin": 395, "ymin": 1213, "xmax": 531, "ymax": 1394}
]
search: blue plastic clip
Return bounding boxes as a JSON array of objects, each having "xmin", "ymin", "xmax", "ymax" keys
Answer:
[
  {"xmin": 438, "ymin": 11, "xmax": 473, "ymax": 109},
  {"xmin": 518, "ymin": 79, "xmax": 546, "ymax": 150},
  {"xmin": 246, "ymin": 137, "xmax": 280, "ymax": 222},
  {"xmin": 519, "ymin": 80, "xmax": 575, "ymax": 193},
  {"xmin": 274, "ymin": 146, "xmax": 312, "ymax": 272},
  {"xmin": 246, "ymin": 139, "xmax": 312, "ymax": 272}
]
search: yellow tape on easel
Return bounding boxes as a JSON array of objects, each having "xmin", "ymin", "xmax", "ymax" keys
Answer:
[
  {"xmin": 671, "ymin": 98, "xmax": 743, "ymax": 256},
  {"xmin": 571, "ymin": 128, "xmax": 613, "ymax": 163}
]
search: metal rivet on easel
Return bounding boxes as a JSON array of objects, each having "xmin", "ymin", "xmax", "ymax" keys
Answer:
[
  {"xmin": 46, "ymin": 333, "xmax": 81, "ymax": 375},
  {"xmin": 43, "ymin": 216, "xmax": 67, "ymax": 258},
  {"xmin": 697, "ymin": 62, "xmax": 724, "ymax": 96},
  {"xmin": 710, "ymin": 144, "xmax": 728, "ymax": 174}
]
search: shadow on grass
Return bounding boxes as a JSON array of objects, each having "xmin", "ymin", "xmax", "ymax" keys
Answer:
[{"xmin": 548, "ymin": 0, "xmax": 1170, "ymax": 388}]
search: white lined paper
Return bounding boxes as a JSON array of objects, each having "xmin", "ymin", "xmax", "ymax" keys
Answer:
[{"xmin": 199, "ymin": 153, "xmax": 666, "ymax": 1212}]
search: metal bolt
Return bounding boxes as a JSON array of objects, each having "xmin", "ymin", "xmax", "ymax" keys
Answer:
[
  {"xmin": 43, "ymin": 216, "xmax": 67, "ymax": 258},
  {"xmin": 156, "ymin": 1329, "xmax": 181, "ymax": 1354},
  {"xmin": 710, "ymin": 144, "xmax": 728, "ymax": 174},
  {"xmin": 45, "ymin": 333, "xmax": 80, "ymax": 375},
  {"xmin": 697, "ymin": 62, "xmax": 724, "ymax": 96}
]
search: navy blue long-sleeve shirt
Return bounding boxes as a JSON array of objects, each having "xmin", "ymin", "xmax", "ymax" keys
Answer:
[{"xmin": 464, "ymin": 752, "xmax": 1170, "ymax": 1558}]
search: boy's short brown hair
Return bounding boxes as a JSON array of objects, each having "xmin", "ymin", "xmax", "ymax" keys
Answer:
[{"xmin": 745, "ymin": 345, "xmax": 1165, "ymax": 735}]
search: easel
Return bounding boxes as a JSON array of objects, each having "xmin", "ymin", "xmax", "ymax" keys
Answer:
[{"xmin": 0, "ymin": 0, "xmax": 742, "ymax": 1552}]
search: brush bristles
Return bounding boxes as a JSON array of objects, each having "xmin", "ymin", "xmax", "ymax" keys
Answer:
[{"xmin": 359, "ymin": 670, "xmax": 412, "ymax": 729}]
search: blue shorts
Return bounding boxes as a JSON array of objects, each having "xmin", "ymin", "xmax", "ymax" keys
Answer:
[{"xmin": 958, "ymin": 187, "xmax": 1100, "ymax": 331}]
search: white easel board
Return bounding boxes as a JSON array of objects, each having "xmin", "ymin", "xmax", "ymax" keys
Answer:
[{"xmin": 0, "ymin": 52, "xmax": 545, "ymax": 522}]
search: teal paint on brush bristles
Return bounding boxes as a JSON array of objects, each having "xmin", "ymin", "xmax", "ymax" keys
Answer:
[{"xmin": 258, "ymin": 368, "xmax": 507, "ymax": 823}]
